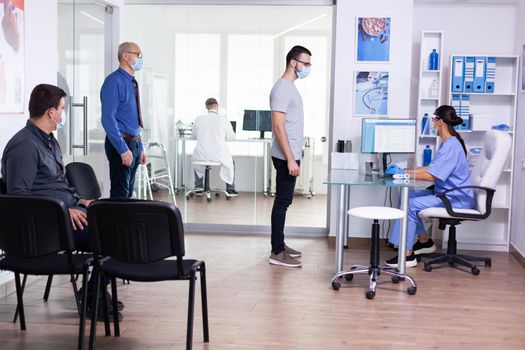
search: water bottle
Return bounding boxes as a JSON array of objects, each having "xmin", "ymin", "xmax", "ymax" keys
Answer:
[
  {"xmin": 423, "ymin": 145, "xmax": 432, "ymax": 166},
  {"xmin": 421, "ymin": 113, "xmax": 428, "ymax": 134},
  {"xmin": 429, "ymin": 49, "xmax": 439, "ymax": 70}
]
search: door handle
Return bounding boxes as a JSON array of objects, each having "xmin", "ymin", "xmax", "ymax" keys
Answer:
[{"xmin": 70, "ymin": 96, "xmax": 88, "ymax": 156}]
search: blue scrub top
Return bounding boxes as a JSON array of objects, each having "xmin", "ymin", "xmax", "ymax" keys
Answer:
[{"xmin": 427, "ymin": 136, "xmax": 474, "ymax": 208}]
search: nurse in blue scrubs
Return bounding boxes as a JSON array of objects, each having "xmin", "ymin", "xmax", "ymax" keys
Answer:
[{"xmin": 385, "ymin": 105, "xmax": 474, "ymax": 268}]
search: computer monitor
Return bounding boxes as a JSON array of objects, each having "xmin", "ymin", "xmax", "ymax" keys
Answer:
[
  {"xmin": 230, "ymin": 121, "xmax": 237, "ymax": 133},
  {"xmin": 243, "ymin": 110, "xmax": 273, "ymax": 138},
  {"xmin": 361, "ymin": 118, "xmax": 416, "ymax": 154}
]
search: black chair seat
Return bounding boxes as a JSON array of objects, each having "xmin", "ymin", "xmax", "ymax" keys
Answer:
[
  {"xmin": 0, "ymin": 253, "xmax": 91, "ymax": 276},
  {"xmin": 100, "ymin": 258, "xmax": 198, "ymax": 282}
]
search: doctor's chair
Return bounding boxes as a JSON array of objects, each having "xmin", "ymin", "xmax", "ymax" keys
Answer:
[{"xmin": 418, "ymin": 131, "xmax": 512, "ymax": 275}]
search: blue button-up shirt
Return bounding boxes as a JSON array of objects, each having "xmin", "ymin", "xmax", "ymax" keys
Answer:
[{"xmin": 100, "ymin": 67, "xmax": 143, "ymax": 154}]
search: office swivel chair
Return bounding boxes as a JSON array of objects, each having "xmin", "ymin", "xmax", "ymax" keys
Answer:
[{"xmin": 418, "ymin": 131, "xmax": 512, "ymax": 275}]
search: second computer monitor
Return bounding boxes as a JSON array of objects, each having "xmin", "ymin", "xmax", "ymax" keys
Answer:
[
  {"xmin": 361, "ymin": 118, "xmax": 416, "ymax": 153},
  {"xmin": 243, "ymin": 110, "xmax": 272, "ymax": 138}
]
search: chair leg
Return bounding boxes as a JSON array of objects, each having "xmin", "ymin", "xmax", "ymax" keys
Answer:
[
  {"xmin": 88, "ymin": 272, "xmax": 101, "ymax": 350},
  {"xmin": 43, "ymin": 275, "xmax": 54, "ymax": 301},
  {"xmin": 14, "ymin": 273, "xmax": 26, "ymax": 331},
  {"xmin": 186, "ymin": 270, "xmax": 196, "ymax": 350},
  {"xmin": 424, "ymin": 253, "xmax": 450, "ymax": 269},
  {"xmin": 453, "ymin": 255, "xmax": 476, "ymax": 269},
  {"xmin": 78, "ymin": 265, "xmax": 90, "ymax": 350},
  {"xmin": 457, "ymin": 254, "xmax": 492, "ymax": 265},
  {"xmin": 110, "ymin": 277, "xmax": 120, "ymax": 337},
  {"xmin": 199, "ymin": 264, "xmax": 209, "ymax": 343},
  {"xmin": 12, "ymin": 274, "xmax": 27, "ymax": 324},
  {"xmin": 71, "ymin": 274, "xmax": 81, "ymax": 315},
  {"xmin": 99, "ymin": 278, "xmax": 111, "ymax": 337}
]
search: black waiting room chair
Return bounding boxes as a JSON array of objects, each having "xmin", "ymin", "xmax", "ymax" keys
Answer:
[
  {"xmin": 0, "ymin": 195, "xmax": 91, "ymax": 330},
  {"xmin": 78, "ymin": 199, "xmax": 209, "ymax": 350},
  {"xmin": 42, "ymin": 162, "xmax": 104, "ymax": 304}
]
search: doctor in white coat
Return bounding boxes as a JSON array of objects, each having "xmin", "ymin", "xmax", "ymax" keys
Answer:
[{"xmin": 192, "ymin": 98, "xmax": 238, "ymax": 196}]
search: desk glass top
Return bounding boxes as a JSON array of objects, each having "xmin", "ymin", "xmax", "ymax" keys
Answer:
[{"xmin": 324, "ymin": 169, "xmax": 431, "ymax": 189}]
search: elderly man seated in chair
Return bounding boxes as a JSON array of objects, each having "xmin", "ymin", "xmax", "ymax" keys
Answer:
[{"xmin": 0, "ymin": 84, "xmax": 124, "ymax": 321}]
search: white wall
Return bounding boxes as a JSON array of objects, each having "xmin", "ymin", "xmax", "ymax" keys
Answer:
[
  {"xmin": 328, "ymin": 0, "xmax": 415, "ymax": 237},
  {"xmin": 410, "ymin": 2, "xmax": 517, "ymax": 118},
  {"xmin": 0, "ymin": 0, "xmax": 58, "ymax": 160},
  {"xmin": 511, "ymin": 0, "xmax": 525, "ymax": 256}
]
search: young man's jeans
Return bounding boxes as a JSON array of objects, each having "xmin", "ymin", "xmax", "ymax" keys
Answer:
[
  {"xmin": 271, "ymin": 157, "xmax": 300, "ymax": 254},
  {"xmin": 194, "ymin": 160, "xmax": 236, "ymax": 191},
  {"xmin": 105, "ymin": 137, "xmax": 141, "ymax": 199}
]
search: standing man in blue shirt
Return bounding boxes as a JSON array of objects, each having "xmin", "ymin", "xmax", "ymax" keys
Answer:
[{"xmin": 101, "ymin": 42, "xmax": 146, "ymax": 198}]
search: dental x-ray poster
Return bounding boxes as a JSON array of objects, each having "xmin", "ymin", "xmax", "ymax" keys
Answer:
[
  {"xmin": 356, "ymin": 17, "xmax": 391, "ymax": 62},
  {"xmin": 0, "ymin": 0, "xmax": 24, "ymax": 113},
  {"xmin": 354, "ymin": 71, "xmax": 389, "ymax": 116}
]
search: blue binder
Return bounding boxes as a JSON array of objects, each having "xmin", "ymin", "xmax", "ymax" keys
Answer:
[
  {"xmin": 485, "ymin": 57, "xmax": 496, "ymax": 93},
  {"xmin": 473, "ymin": 57, "xmax": 486, "ymax": 93},
  {"xmin": 463, "ymin": 56, "xmax": 475, "ymax": 92},
  {"xmin": 458, "ymin": 95, "xmax": 470, "ymax": 130},
  {"xmin": 451, "ymin": 56, "xmax": 465, "ymax": 92},
  {"xmin": 451, "ymin": 94, "xmax": 461, "ymax": 117}
]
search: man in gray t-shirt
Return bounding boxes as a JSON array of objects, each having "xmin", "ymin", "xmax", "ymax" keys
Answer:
[{"xmin": 268, "ymin": 45, "xmax": 311, "ymax": 268}]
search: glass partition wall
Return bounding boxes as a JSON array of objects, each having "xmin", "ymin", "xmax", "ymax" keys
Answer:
[{"xmin": 121, "ymin": 4, "xmax": 332, "ymax": 230}]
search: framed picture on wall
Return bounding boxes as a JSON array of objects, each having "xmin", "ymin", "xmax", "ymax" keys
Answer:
[
  {"xmin": 356, "ymin": 17, "xmax": 391, "ymax": 62},
  {"xmin": 521, "ymin": 45, "xmax": 525, "ymax": 92},
  {"xmin": 354, "ymin": 71, "xmax": 389, "ymax": 116},
  {"xmin": 0, "ymin": 0, "xmax": 25, "ymax": 113}
]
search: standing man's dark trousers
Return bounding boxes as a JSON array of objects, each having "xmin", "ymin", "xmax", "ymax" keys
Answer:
[
  {"xmin": 271, "ymin": 157, "xmax": 300, "ymax": 255},
  {"xmin": 105, "ymin": 136, "xmax": 141, "ymax": 198}
]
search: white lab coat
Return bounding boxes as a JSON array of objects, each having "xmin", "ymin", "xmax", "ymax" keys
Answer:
[{"xmin": 192, "ymin": 111, "xmax": 236, "ymax": 184}]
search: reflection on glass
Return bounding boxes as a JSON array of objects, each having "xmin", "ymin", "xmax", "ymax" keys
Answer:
[{"xmin": 121, "ymin": 5, "xmax": 332, "ymax": 229}]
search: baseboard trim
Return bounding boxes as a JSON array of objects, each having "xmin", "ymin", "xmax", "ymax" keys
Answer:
[{"xmin": 510, "ymin": 243, "xmax": 525, "ymax": 269}]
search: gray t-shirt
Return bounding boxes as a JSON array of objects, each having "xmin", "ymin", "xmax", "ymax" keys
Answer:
[{"xmin": 269, "ymin": 78, "xmax": 304, "ymax": 161}]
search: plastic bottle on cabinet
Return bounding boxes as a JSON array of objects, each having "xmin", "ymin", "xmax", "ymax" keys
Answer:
[
  {"xmin": 421, "ymin": 113, "xmax": 428, "ymax": 135},
  {"xmin": 423, "ymin": 145, "xmax": 432, "ymax": 166},
  {"xmin": 429, "ymin": 49, "xmax": 439, "ymax": 70}
]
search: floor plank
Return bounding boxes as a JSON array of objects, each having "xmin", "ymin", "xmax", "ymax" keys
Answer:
[{"xmin": 1, "ymin": 233, "xmax": 524, "ymax": 349}]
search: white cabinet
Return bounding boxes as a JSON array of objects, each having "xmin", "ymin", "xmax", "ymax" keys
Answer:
[{"xmin": 445, "ymin": 54, "xmax": 519, "ymax": 251}]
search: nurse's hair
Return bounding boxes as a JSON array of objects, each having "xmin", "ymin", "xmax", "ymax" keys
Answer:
[{"xmin": 434, "ymin": 105, "xmax": 467, "ymax": 156}]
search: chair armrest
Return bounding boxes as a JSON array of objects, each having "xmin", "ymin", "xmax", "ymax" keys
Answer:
[{"xmin": 436, "ymin": 186, "xmax": 495, "ymax": 220}]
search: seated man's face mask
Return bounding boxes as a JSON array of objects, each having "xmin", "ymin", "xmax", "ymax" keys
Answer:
[{"xmin": 51, "ymin": 108, "xmax": 67, "ymax": 129}]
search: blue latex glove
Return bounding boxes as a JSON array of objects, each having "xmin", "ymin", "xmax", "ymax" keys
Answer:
[{"xmin": 385, "ymin": 164, "xmax": 405, "ymax": 175}]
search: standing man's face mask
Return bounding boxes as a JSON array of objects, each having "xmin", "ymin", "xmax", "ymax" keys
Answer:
[
  {"xmin": 132, "ymin": 57, "xmax": 143, "ymax": 72},
  {"xmin": 296, "ymin": 65, "xmax": 311, "ymax": 79}
]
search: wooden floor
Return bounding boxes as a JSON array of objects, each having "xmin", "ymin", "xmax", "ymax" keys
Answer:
[
  {"xmin": 156, "ymin": 190, "xmax": 327, "ymax": 227},
  {"xmin": 1, "ymin": 234, "xmax": 525, "ymax": 349}
]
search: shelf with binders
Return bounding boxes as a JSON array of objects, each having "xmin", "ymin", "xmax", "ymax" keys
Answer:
[{"xmin": 450, "ymin": 55, "xmax": 518, "ymax": 96}]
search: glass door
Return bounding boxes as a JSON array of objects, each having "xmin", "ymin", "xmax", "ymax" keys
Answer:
[{"xmin": 57, "ymin": 0, "xmax": 113, "ymax": 196}]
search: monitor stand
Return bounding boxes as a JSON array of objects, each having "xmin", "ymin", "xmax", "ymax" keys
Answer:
[{"xmin": 379, "ymin": 152, "xmax": 390, "ymax": 177}]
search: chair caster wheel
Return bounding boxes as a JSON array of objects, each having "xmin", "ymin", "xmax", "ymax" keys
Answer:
[
  {"xmin": 331, "ymin": 281, "xmax": 341, "ymax": 291},
  {"xmin": 391, "ymin": 276, "xmax": 400, "ymax": 284},
  {"xmin": 344, "ymin": 274, "xmax": 353, "ymax": 282},
  {"xmin": 424, "ymin": 265, "xmax": 432, "ymax": 272},
  {"xmin": 365, "ymin": 291, "xmax": 375, "ymax": 300},
  {"xmin": 485, "ymin": 261, "xmax": 492, "ymax": 268},
  {"xmin": 416, "ymin": 256, "xmax": 421, "ymax": 262},
  {"xmin": 207, "ymin": 197, "xmax": 212, "ymax": 203},
  {"xmin": 471, "ymin": 267, "xmax": 480, "ymax": 275},
  {"xmin": 150, "ymin": 183, "xmax": 160, "ymax": 192},
  {"xmin": 215, "ymin": 193, "xmax": 220, "ymax": 198},
  {"xmin": 226, "ymin": 196, "xmax": 231, "ymax": 200},
  {"xmin": 407, "ymin": 286, "xmax": 417, "ymax": 295}
]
